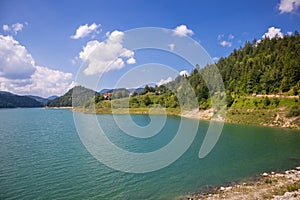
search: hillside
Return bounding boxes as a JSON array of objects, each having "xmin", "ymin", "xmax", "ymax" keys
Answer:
[
  {"xmin": 46, "ymin": 86, "xmax": 98, "ymax": 107},
  {"xmin": 25, "ymin": 95, "xmax": 54, "ymax": 105},
  {"xmin": 50, "ymin": 33, "xmax": 300, "ymax": 128},
  {"xmin": 92, "ymin": 33, "xmax": 300, "ymax": 128},
  {"xmin": 0, "ymin": 91, "xmax": 43, "ymax": 108}
]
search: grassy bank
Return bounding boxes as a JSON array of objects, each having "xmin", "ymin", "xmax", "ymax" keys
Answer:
[
  {"xmin": 73, "ymin": 95, "xmax": 300, "ymax": 129},
  {"xmin": 226, "ymin": 96, "xmax": 300, "ymax": 129},
  {"xmin": 73, "ymin": 107, "xmax": 181, "ymax": 116}
]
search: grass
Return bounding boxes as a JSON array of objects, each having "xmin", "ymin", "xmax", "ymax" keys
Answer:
[
  {"xmin": 226, "ymin": 96, "xmax": 300, "ymax": 128},
  {"xmin": 75, "ymin": 95, "xmax": 300, "ymax": 129}
]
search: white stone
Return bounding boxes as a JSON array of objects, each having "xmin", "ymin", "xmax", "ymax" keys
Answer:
[
  {"xmin": 262, "ymin": 172, "xmax": 268, "ymax": 177},
  {"xmin": 226, "ymin": 186, "xmax": 233, "ymax": 191}
]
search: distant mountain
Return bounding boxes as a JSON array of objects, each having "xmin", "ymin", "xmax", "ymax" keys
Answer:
[
  {"xmin": 0, "ymin": 91, "xmax": 43, "ymax": 108},
  {"xmin": 47, "ymin": 95, "xmax": 59, "ymax": 100},
  {"xmin": 127, "ymin": 87, "xmax": 144, "ymax": 94},
  {"xmin": 46, "ymin": 86, "xmax": 99, "ymax": 107},
  {"xmin": 26, "ymin": 95, "xmax": 50, "ymax": 105},
  {"xmin": 99, "ymin": 87, "xmax": 144, "ymax": 94}
]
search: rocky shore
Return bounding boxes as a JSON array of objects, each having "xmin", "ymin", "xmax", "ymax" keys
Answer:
[{"xmin": 184, "ymin": 167, "xmax": 300, "ymax": 200}]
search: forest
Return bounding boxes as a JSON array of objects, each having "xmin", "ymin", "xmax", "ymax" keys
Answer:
[{"xmin": 47, "ymin": 32, "xmax": 300, "ymax": 119}]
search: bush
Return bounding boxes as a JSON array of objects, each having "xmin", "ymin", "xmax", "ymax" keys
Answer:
[
  {"xmin": 286, "ymin": 105, "xmax": 300, "ymax": 117},
  {"xmin": 263, "ymin": 97, "xmax": 271, "ymax": 106}
]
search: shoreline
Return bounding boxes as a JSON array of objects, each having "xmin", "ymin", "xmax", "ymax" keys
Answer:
[
  {"xmin": 45, "ymin": 106, "xmax": 73, "ymax": 109},
  {"xmin": 183, "ymin": 167, "xmax": 300, "ymax": 200},
  {"xmin": 68, "ymin": 106, "xmax": 300, "ymax": 130}
]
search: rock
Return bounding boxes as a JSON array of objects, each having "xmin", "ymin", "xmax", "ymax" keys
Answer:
[
  {"xmin": 296, "ymin": 166, "xmax": 300, "ymax": 171},
  {"xmin": 220, "ymin": 187, "xmax": 226, "ymax": 191},
  {"xmin": 226, "ymin": 186, "xmax": 232, "ymax": 191},
  {"xmin": 275, "ymin": 173, "xmax": 284, "ymax": 177},
  {"xmin": 271, "ymin": 171, "xmax": 275, "ymax": 175},
  {"xmin": 262, "ymin": 172, "xmax": 268, "ymax": 177}
]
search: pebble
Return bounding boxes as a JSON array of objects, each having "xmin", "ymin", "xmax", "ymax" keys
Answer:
[
  {"xmin": 275, "ymin": 173, "xmax": 284, "ymax": 177},
  {"xmin": 296, "ymin": 166, "xmax": 300, "ymax": 170},
  {"xmin": 220, "ymin": 187, "xmax": 226, "ymax": 191},
  {"xmin": 226, "ymin": 186, "xmax": 232, "ymax": 191},
  {"xmin": 262, "ymin": 172, "xmax": 268, "ymax": 177}
]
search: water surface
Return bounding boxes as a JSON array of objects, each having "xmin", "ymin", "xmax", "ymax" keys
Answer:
[{"xmin": 0, "ymin": 108, "xmax": 299, "ymax": 199}]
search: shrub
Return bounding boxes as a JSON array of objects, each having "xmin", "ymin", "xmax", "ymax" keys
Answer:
[
  {"xmin": 286, "ymin": 105, "xmax": 300, "ymax": 117},
  {"xmin": 263, "ymin": 97, "xmax": 271, "ymax": 106}
]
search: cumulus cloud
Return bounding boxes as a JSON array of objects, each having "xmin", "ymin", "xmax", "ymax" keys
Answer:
[
  {"xmin": 2, "ymin": 25, "xmax": 9, "ymax": 31},
  {"xmin": 179, "ymin": 70, "xmax": 189, "ymax": 76},
  {"xmin": 278, "ymin": 0, "xmax": 300, "ymax": 13},
  {"xmin": 173, "ymin": 25, "xmax": 194, "ymax": 37},
  {"xmin": 262, "ymin": 27, "xmax": 284, "ymax": 39},
  {"xmin": 220, "ymin": 40, "xmax": 232, "ymax": 47},
  {"xmin": 79, "ymin": 30, "xmax": 136, "ymax": 75},
  {"xmin": 126, "ymin": 57, "xmax": 136, "ymax": 64},
  {"xmin": 71, "ymin": 23, "xmax": 101, "ymax": 39},
  {"xmin": 0, "ymin": 34, "xmax": 73, "ymax": 97},
  {"xmin": 218, "ymin": 34, "xmax": 234, "ymax": 47},
  {"xmin": 156, "ymin": 77, "xmax": 173, "ymax": 86},
  {"xmin": 21, "ymin": 66, "xmax": 74, "ymax": 97},
  {"xmin": 0, "ymin": 35, "xmax": 36, "ymax": 79},
  {"xmin": 2, "ymin": 23, "xmax": 25, "ymax": 35}
]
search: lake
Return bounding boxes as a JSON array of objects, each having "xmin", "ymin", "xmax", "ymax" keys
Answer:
[{"xmin": 0, "ymin": 108, "xmax": 300, "ymax": 199}]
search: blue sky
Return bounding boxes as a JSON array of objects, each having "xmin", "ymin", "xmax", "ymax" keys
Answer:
[{"xmin": 0, "ymin": 0, "xmax": 299, "ymax": 97}]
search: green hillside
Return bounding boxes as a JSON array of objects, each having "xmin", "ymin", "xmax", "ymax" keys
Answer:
[
  {"xmin": 46, "ymin": 86, "xmax": 99, "ymax": 107},
  {"xmin": 51, "ymin": 33, "xmax": 300, "ymax": 128},
  {"xmin": 0, "ymin": 91, "xmax": 43, "ymax": 108}
]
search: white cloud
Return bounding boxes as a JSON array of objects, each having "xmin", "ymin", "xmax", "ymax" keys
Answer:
[
  {"xmin": 71, "ymin": 23, "xmax": 101, "ymax": 39},
  {"xmin": 21, "ymin": 66, "xmax": 74, "ymax": 97},
  {"xmin": 262, "ymin": 27, "xmax": 284, "ymax": 39},
  {"xmin": 220, "ymin": 40, "xmax": 232, "ymax": 47},
  {"xmin": 278, "ymin": 0, "xmax": 300, "ymax": 13},
  {"xmin": 126, "ymin": 57, "xmax": 136, "ymax": 64},
  {"xmin": 2, "ymin": 23, "xmax": 25, "ymax": 35},
  {"xmin": 0, "ymin": 35, "xmax": 36, "ymax": 79},
  {"xmin": 3, "ymin": 25, "xmax": 9, "ymax": 31},
  {"xmin": 156, "ymin": 77, "xmax": 173, "ymax": 86},
  {"xmin": 168, "ymin": 43, "xmax": 175, "ymax": 51},
  {"xmin": 79, "ymin": 30, "xmax": 136, "ymax": 75},
  {"xmin": 179, "ymin": 70, "xmax": 189, "ymax": 76},
  {"xmin": 173, "ymin": 25, "xmax": 194, "ymax": 37},
  {"xmin": 0, "ymin": 34, "xmax": 73, "ymax": 97},
  {"xmin": 0, "ymin": 68, "xmax": 74, "ymax": 97}
]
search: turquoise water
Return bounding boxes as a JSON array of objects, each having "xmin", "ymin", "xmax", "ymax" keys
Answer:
[{"xmin": 0, "ymin": 108, "xmax": 300, "ymax": 199}]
